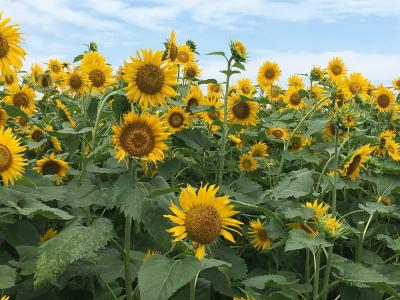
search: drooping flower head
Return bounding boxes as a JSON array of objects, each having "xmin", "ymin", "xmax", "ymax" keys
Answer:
[{"xmin": 248, "ymin": 219, "xmax": 271, "ymax": 251}]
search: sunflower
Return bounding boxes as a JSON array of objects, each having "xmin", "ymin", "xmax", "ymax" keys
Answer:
[
  {"xmin": 183, "ymin": 85, "xmax": 203, "ymax": 112},
  {"xmin": 289, "ymin": 134, "xmax": 311, "ymax": 152},
  {"xmin": 0, "ymin": 108, "xmax": 8, "ymax": 128},
  {"xmin": 310, "ymin": 85, "xmax": 326, "ymax": 103},
  {"xmin": 0, "ymin": 12, "xmax": 26, "ymax": 72},
  {"xmin": 112, "ymin": 112, "xmax": 169, "ymax": 163},
  {"xmin": 229, "ymin": 134, "xmax": 242, "ymax": 145},
  {"xmin": 1, "ymin": 295, "xmax": 10, "ymax": 300},
  {"xmin": 239, "ymin": 154, "xmax": 257, "ymax": 172},
  {"xmin": 346, "ymin": 72, "xmax": 369, "ymax": 99},
  {"xmin": 249, "ymin": 141, "xmax": 268, "ymax": 157},
  {"xmin": 62, "ymin": 67, "xmax": 90, "ymax": 97},
  {"xmin": 228, "ymin": 93, "xmax": 258, "ymax": 126},
  {"xmin": 183, "ymin": 61, "xmax": 201, "ymax": 80},
  {"xmin": 0, "ymin": 128, "xmax": 27, "ymax": 186},
  {"xmin": 199, "ymin": 96, "xmax": 223, "ymax": 131},
  {"xmin": 327, "ymin": 57, "xmax": 347, "ymax": 82},
  {"xmin": 379, "ymin": 129, "xmax": 396, "ymax": 143},
  {"xmin": 339, "ymin": 144, "xmax": 373, "ymax": 181},
  {"xmin": 33, "ymin": 153, "xmax": 69, "ymax": 185},
  {"xmin": 248, "ymin": 219, "xmax": 271, "ymax": 251},
  {"xmin": 372, "ymin": 195, "xmax": 392, "ymax": 206},
  {"xmin": 289, "ymin": 221, "xmax": 318, "ymax": 237},
  {"xmin": 237, "ymin": 78, "xmax": 255, "ymax": 97},
  {"xmin": 176, "ymin": 44, "xmax": 195, "ymax": 66},
  {"xmin": 341, "ymin": 112, "xmax": 357, "ymax": 128},
  {"xmin": 164, "ymin": 106, "xmax": 190, "ymax": 134},
  {"xmin": 333, "ymin": 80, "xmax": 352, "ymax": 109},
  {"xmin": 5, "ymin": 84, "xmax": 35, "ymax": 116},
  {"xmin": 323, "ymin": 214, "xmax": 341, "ymax": 236},
  {"xmin": 143, "ymin": 249, "xmax": 161, "ymax": 262},
  {"xmin": 392, "ymin": 76, "xmax": 400, "ymax": 90},
  {"xmin": 164, "ymin": 184, "xmax": 242, "ymax": 260},
  {"xmin": 324, "ymin": 121, "xmax": 347, "ymax": 140},
  {"xmin": 1, "ymin": 65, "xmax": 18, "ymax": 88},
  {"xmin": 48, "ymin": 58, "xmax": 63, "ymax": 75},
  {"xmin": 30, "ymin": 63, "xmax": 44, "ymax": 85},
  {"xmin": 267, "ymin": 126, "xmax": 289, "ymax": 141},
  {"xmin": 310, "ymin": 66, "xmax": 324, "ymax": 81},
  {"xmin": 385, "ymin": 138, "xmax": 400, "ymax": 161},
  {"xmin": 230, "ymin": 40, "xmax": 247, "ymax": 62},
  {"xmin": 373, "ymin": 84, "xmax": 396, "ymax": 112},
  {"xmin": 284, "ymin": 86, "xmax": 306, "ymax": 109},
  {"xmin": 266, "ymin": 85, "xmax": 283, "ymax": 102},
  {"xmin": 257, "ymin": 61, "xmax": 281, "ymax": 91},
  {"xmin": 81, "ymin": 51, "xmax": 113, "ymax": 93},
  {"xmin": 207, "ymin": 83, "xmax": 222, "ymax": 97},
  {"xmin": 55, "ymin": 99, "xmax": 75, "ymax": 128},
  {"xmin": 167, "ymin": 30, "xmax": 178, "ymax": 62},
  {"xmin": 41, "ymin": 228, "xmax": 58, "ymax": 242},
  {"xmin": 124, "ymin": 49, "xmax": 177, "ymax": 108},
  {"xmin": 288, "ymin": 74, "xmax": 304, "ymax": 89},
  {"xmin": 306, "ymin": 200, "xmax": 329, "ymax": 221},
  {"xmin": 28, "ymin": 125, "xmax": 44, "ymax": 142}
]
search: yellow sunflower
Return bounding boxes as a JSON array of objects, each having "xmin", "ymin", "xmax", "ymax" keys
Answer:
[
  {"xmin": 183, "ymin": 61, "xmax": 201, "ymax": 80},
  {"xmin": 55, "ymin": 99, "xmax": 75, "ymax": 128},
  {"xmin": 230, "ymin": 40, "xmax": 247, "ymax": 62},
  {"xmin": 0, "ymin": 127, "xmax": 27, "ymax": 186},
  {"xmin": 288, "ymin": 74, "xmax": 305, "ymax": 89},
  {"xmin": 289, "ymin": 134, "xmax": 311, "ymax": 152},
  {"xmin": 239, "ymin": 154, "xmax": 257, "ymax": 172},
  {"xmin": 248, "ymin": 219, "xmax": 271, "ymax": 251},
  {"xmin": 284, "ymin": 86, "xmax": 306, "ymax": 110},
  {"xmin": 167, "ymin": 30, "xmax": 178, "ymax": 62},
  {"xmin": 266, "ymin": 85, "xmax": 283, "ymax": 102},
  {"xmin": 379, "ymin": 129, "xmax": 396, "ymax": 143},
  {"xmin": 249, "ymin": 141, "xmax": 269, "ymax": 157},
  {"xmin": 1, "ymin": 295, "xmax": 10, "ymax": 300},
  {"xmin": 81, "ymin": 51, "xmax": 113, "ymax": 93},
  {"xmin": 339, "ymin": 144, "xmax": 373, "ymax": 181},
  {"xmin": 124, "ymin": 49, "xmax": 177, "ymax": 108},
  {"xmin": 143, "ymin": 249, "xmax": 161, "ymax": 262},
  {"xmin": 346, "ymin": 72, "xmax": 369, "ymax": 99},
  {"xmin": 392, "ymin": 76, "xmax": 400, "ymax": 90},
  {"xmin": 373, "ymin": 84, "xmax": 396, "ymax": 112},
  {"xmin": 323, "ymin": 121, "xmax": 348, "ymax": 140},
  {"xmin": 176, "ymin": 44, "xmax": 195, "ymax": 66},
  {"xmin": 5, "ymin": 84, "xmax": 35, "ymax": 116},
  {"xmin": 229, "ymin": 134, "xmax": 242, "ymax": 146},
  {"xmin": 112, "ymin": 112, "xmax": 169, "ymax": 163},
  {"xmin": 207, "ymin": 83, "xmax": 222, "ymax": 97},
  {"xmin": 33, "ymin": 153, "xmax": 69, "ymax": 185},
  {"xmin": 372, "ymin": 195, "xmax": 392, "ymax": 206},
  {"xmin": 0, "ymin": 108, "xmax": 8, "ymax": 128},
  {"xmin": 310, "ymin": 66, "xmax": 324, "ymax": 81},
  {"xmin": 41, "ymin": 228, "xmax": 58, "ymax": 242},
  {"xmin": 45, "ymin": 125, "xmax": 62, "ymax": 153},
  {"xmin": 267, "ymin": 127, "xmax": 290, "ymax": 141},
  {"xmin": 309, "ymin": 84, "xmax": 327, "ymax": 104},
  {"xmin": 1, "ymin": 65, "xmax": 18, "ymax": 88},
  {"xmin": 323, "ymin": 214, "xmax": 341, "ymax": 236},
  {"xmin": 333, "ymin": 80, "xmax": 352, "ymax": 109},
  {"xmin": 164, "ymin": 184, "xmax": 242, "ymax": 260},
  {"xmin": 30, "ymin": 63, "xmax": 44, "ymax": 85},
  {"xmin": 199, "ymin": 96, "xmax": 223, "ymax": 131},
  {"xmin": 341, "ymin": 112, "xmax": 357, "ymax": 128},
  {"xmin": 257, "ymin": 61, "xmax": 281, "ymax": 91},
  {"xmin": 228, "ymin": 93, "xmax": 258, "ymax": 126},
  {"xmin": 28, "ymin": 125, "xmax": 44, "ymax": 142},
  {"xmin": 164, "ymin": 106, "xmax": 190, "ymax": 134},
  {"xmin": 62, "ymin": 67, "xmax": 90, "ymax": 97},
  {"xmin": 385, "ymin": 138, "xmax": 400, "ymax": 161},
  {"xmin": 183, "ymin": 85, "xmax": 203, "ymax": 111},
  {"xmin": 305, "ymin": 200, "xmax": 329, "ymax": 221},
  {"xmin": 48, "ymin": 58, "xmax": 63, "ymax": 75},
  {"xmin": 327, "ymin": 57, "xmax": 347, "ymax": 82},
  {"xmin": 0, "ymin": 12, "xmax": 26, "ymax": 72},
  {"xmin": 237, "ymin": 78, "xmax": 255, "ymax": 97}
]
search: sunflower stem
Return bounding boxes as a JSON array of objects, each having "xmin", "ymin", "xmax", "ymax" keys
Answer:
[
  {"xmin": 218, "ymin": 56, "xmax": 233, "ymax": 186},
  {"xmin": 124, "ymin": 216, "xmax": 133, "ymax": 300},
  {"xmin": 305, "ymin": 249, "xmax": 311, "ymax": 295},
  {"xmin": 313, "ymin": 247, "xmax": 321, "ymax": 300},
  {"xmin": 189, "ymin": 278, "xmax": 196, "ymax": 300}
]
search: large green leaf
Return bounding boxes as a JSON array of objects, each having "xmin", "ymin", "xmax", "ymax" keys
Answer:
[
  {"xmin": 285, "ymin": 230, "xmax": 332, "ymax": 251},
  {"xmin": 268, "ymin": 169, "xmax": 314, "ymax": 200},
  {"xmin": 0, "ymin": 265, "xmax": 16, "ymax": 289},
  {"xmin": 6, "ymin": 198, "xmax": 73, "ymax": 220},
  {"xmin": 243, "ymin": 274, "xmax": 296, "ymax": 289},
  {"xmin": 34, "ymin": 218, "xmax": 113, "ymax": 288}
]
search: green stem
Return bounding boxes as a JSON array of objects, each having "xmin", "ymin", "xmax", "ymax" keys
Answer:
[
  {"xmin": 305, "ymin": 249, "xmax": 311, "ymax": 297},
  {"xmin": 189, "ymin": 278, "xmax": 196, "ymax": 300},
  {"xmin": 124, "ymin": 216, "xmax": 133, "ymax": 300},
  {"xmin": 356, "ymin": 213, "xmax": 374, "ymax": 262},
  {"xmin": 217, "ymin": 57, "xmax": 233, "ymax": 186},
  {"xmin": 313, "ymin": 247, "xmax": 321, "ymax": 300}
]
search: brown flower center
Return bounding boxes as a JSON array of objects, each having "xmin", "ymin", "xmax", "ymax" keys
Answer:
[
  {"xmin": 0, "ymin": 144, "xmax": 12, "ymax": 172},
  {"xmin": 120, "ymin": 123, "xmax": 155, "ymax": 157},
  {"xmin": 31, "ymin": 129, "xmax": 43, "ymax": 142},
  {"xmin": 291, "ymin": 140, "xmax": 302, "ymax": 151},
  {"xmin": 177, "ymin": 51, "xmax": 189, "ymax": 63},
  {"xmin": 331, "ymin": 65, "xmax": 342, "ymax": 76},
  {"xmin": 13, "ymin": 92, "xmax": 29, "ymax": 108},
  {"xmin": 169, "ymin": 43, "xmax": 178, "ymax": 61},
  {"xmin": 241, "ymin": 85, "xmax": 250, "ymax": 95},
  {"xmin": 185, "ymin": 205, "xmax": 222, "ymax": 244},
  {"xmin": 289, "ymin": 92, "xmax": 301, "ymax": 105},
  {"xmin": 185, "ymin": 67, "xmax": 197, "ymax": 79},
  {"xmin": 136, "ymin": 64, "xmax": 164, "ymax": 94},
  {"xmin": 41, "ymin": 75, "xmax": 50, "ymax": 88},
  {"xmin": 0, "ymin": 33, "xmax": 9, "ymax": 58},
  {"xmin": 349, "ymin": 83, "xmax": 360, "ymax": 94},
  {"xmin": 52, "ymin": 65, "xmax": 60, "ymax": 73},
  {"xmin": 5, "ymin": 74, "xmax": 14, "ymax": 85},
  {"xmin": 242, "ymin": 158, "xmax": 253, "ymax": 169},
  {"xmin": 256, "ymin": 228, "xmax": 269, "ymax": 242},
  {"xmin": 168, "ymin": 112, "xmax": 184, "ymax": 128},
  {"xmin": 232, "ymin": 102, "xmax": 250, "ymax": 119},
  {"xmin": 377, "ymin": 94, "xmax": 390, "ymax": 108},
  {"xmin": 346, "ymin": 154, "xmax": 361, "ymax": 176},
  {"xmin": 187, "ymin": 97, "xmax": 199, "ymax": 107},
  {"xmin": 396, "ymin": 80, "xmax": 400, "ymax": 88},
  {"xmin": 264, "ymin": 68, "xmax": 275, "ymax": 79},
  {"xmin": 89, "ymin": 69, "xmax": 106, "ymax": 88},
  {"xmin": 42, "ymin": 161, "xmax": 61, "ymax": 175},
  {"xmin": 272, "ymin": 129, "xmax": 283, "ymax": 138},
  {"xmin": 69, "ymin": 74, "xmax": 83, "ymax": 89}
]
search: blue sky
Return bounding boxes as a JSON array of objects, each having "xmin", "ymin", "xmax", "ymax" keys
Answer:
[{"xmin": 3, "ymin": 0, "xmax": 400, "ymax": 84}]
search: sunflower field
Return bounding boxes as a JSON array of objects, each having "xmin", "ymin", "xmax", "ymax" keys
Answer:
[{"xmin": 1, "ymin": 10, "xmax": 400, "ymax": 300}]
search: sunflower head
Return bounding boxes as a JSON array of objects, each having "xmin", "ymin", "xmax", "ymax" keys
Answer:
[
  {"xmin": 322, "ymin": 214, "xmax": 341, "ymax": 237},
  {"xmin": 249, "ymin": 219, "xmax": 271, "ymax": 251},
  {"xmin": 112, "ymin": 112, "xmax": 169, "ymax": 163},
  {"xmin": 228, "ymin": 93, "xmax": 258, "ymax": 126},
  {"xmin": 385, "ymin": 138, "xmax": 400, "ymax": 161},
  {"xmin": 33, "ymin": 153, "xmax": 69, "ymax": 185},
  {"xmin": 0, "ymin": 108, "xmax": 8, "ymax": 128},
  {"xmin": 266, "ymin": 85, "xmax": 283, "ymax": 102},
  {"xmin": 207, "ymin": 83, "xmax": 222, "ymax": 97},
  {"xmin": 28, "ymin": 125, "xmax": 45, "ymax": 142},
  {"xmin": 183, "ymin": 85, "xmax": 203, "ymax": 112},
  {"xmin": 41, "ymin": 228, "xmax": 58, "ymax": 242},
  {"xmin": 310, "ymin": 66, "xmax": 324, "ymax": 81},
  {"xmin": 62, "ymin": 67, "xmax": 90, "ymax": 97},
  {"xmin": 239, "ymin": 154, "xmax": 257, "ymax": 172},
  {"xmin": 327, "ymin": 57, "xmax": 347, "ymax": 82},
  {"xmin": 267, "ymin": 127, "xmax": 289, "ymax": 141},
  {"xmin": 249, "ymin": 141, "xmax": 269, "ymax": 157},
  {"xmin": 0, "ymin": 295, "xmax": 10, "ymax": 300},
  {"xmin": 392, "ymin": 76, "xmax": 400, "ymax": 90},
  {"xmin": 199, "ymin": 96, "xmax": 223, "ymax": 130},
  {"xmin": 289, "ymin": 134, "xmax": 311, "ymax": 152},
  {"xmin": 305, "ymin": 200, "xmax": 329, "ymax": 221},
  {"xmin": 339, "ymin": 144, "xmax": 373, "ymax": 181},
  {"xmin": 1, "ymin": 65, "xmax": 18, "ymax": 88},
  {"xmin": 230, "ymin": 40, "xmax": 247, "ymax": 63},
  {"xmin": 346, "ymin": 72, "xmax": 369, "ymax": 99},
  {"xmin": 164, "ymin": 184, "xmax": 242, "ymax": 260},
  {"xmin": 56, "ymin": 99, "xmax": 75, "ymax": 128},
  {"xmin": 288, "ymin": 74, "xmax": 305, "ymax": 89},
  {"xmin": 257, "ymin": 61, "xmax": 281, "ymax": 91},
  {"xmin": 176, "ymin": 44, "xmax": 194, "ymax": 66},
  {"xmin": 229, "ymin": 134, "xmax": 242, "ymax": 145},
  {"xmin": 167, "ymin": 30, "xmax": 178, "ymax": 61},
  {"xmin": 373, "ymin": 84, "xmax": 396, "ymax": 112},
  {"xmin": 164, "ymin": 106, "xmax": 190, "ymax": 134},
  {"xmin": 81, "ymin": 51, "xmax": 114, "ymax": 93},
  {"xmin": 5, "ymin": 85, "xmax": 36, "ymax": 116},
  {"xmin": 236, "ymin": 78, "xmax": 255, "ymax": 97},
  {"xmin": 183, "ymin": 61, "xmax": 201, "ymax": 80},
  {"xmin": 48, "ymin": 58, "xmax": 63, "ymax": 74},
  {"xmin": 284, "ymin": 86, "xmax": 305, "ymax": 110}
]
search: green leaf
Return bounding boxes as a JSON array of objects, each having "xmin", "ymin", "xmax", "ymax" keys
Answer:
[
  {"xmin": 213, "ymin": 245, "xmax": 247, "ymax": 280},
  {"xmin": 361, "ymin": 174, "xmax": 400, "ymax": 194},
  {"xmin": 57, "ymin": 127, "xmax": 93, "ymax": 134},
  {"xmin": 175, "ymin": 129, "xmax": 212, "ymax": 151},
  {"xmin": 158, "ymin": 158, "xmax": 182, "ymax": 180},
  {"xmin": 86, "ymin": 98, "xmax": 99, "ymax": 121},
  {"xmin": 197, "ymin": 79, "xmax": 218, "ymax": 85},
  {"xmin": 285, "ymin": 230, "xmax": 332, "ymax": 252},
  {"xmin": 205, "ymin": 52, "xmax": 225, "ymax": 57},
  {"xmin": 298, "ymin": 89, "xmax": 309, "ymax": 98},
  {"xmin": 6, "ymin": 198, "xmax": 73, "ymax": 220},
  {"xmin": 376, "ymin": 234, "xmax": 400, "ymax": 251},
  {"xmin": 232, "ymin": 62, "xmax": 245, "ymax": 70},
  {"xmin": 269, "ymin": 169, "xmax": 314, "ymax": 200},
  {"xmin": 2, "ymin": 103, "xmax": 29, "ymax": 118},
  {"xmin": 112, "ymin": 95, "xmax": 130, "ymax": 119},
  {"xmin": 34, "ymin": 218, "xmax": 113, "ymax": 288},
  {"xmin": 0, "ymin": 265, "xmax": 16, "ymax": 289},
  {"xmin": 85, "ymin": 161, "xmax": 125, "ymax": 174},
  {"xmin": 73, "ymin": 54, "xmax": 83, "ymax": 62},
  {"xmin": 243, "ymin": 274, "xmax": 295, "ymax": 289}
]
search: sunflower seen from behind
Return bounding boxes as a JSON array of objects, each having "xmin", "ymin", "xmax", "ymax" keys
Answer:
[
  {"xmin": 339, "ymin": 144, "xmax": 373, "ymax": 181},
  {"xmin": 164, "ymin": 106, "xmax": 190, "ymax": 134},
  {"xmin": 0, "ymin": 127, "xmax": 27, "ymax": 186},
  {"xmin": 230, "ymin": 40, "xmax": 247, "ymax": 63},
  {"xmin": 257, "ymin": 61, "xmax": 281, "ymax": 92},
  {"xmin": 0, "ymin": 11, "xmax": 26, "ymax": 72},
  {"xmin": 33, "ymin": 153, "xmax": 69, "ymax": 185},
  {"xmin": 249, "ymin": 219, "xmax": 271, "ymax": 251},
  {"xmin": 124, "ymin": 49, "xmax": 177, "ymax": 108},
  {"xmin": 81, "ymin": 51, "xmax": 113, "ymax": 94},
  {"xmin": 166, "ymin": 30, "xmax": 178, "ymax": 62},
  {"xmin": 5, "ymin": 84, "xmax": 35, "ymax": 116},
  {"xmin": 112, "ymin": 112, "xmax": 169, "ymax": 163},
  {"xmin": 164, "ymin": 184, "xmax": 242, "ymax": 260},
  {"xmin": 228, "ymin": 93, "xmax": 258, "ymax": 126}
]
